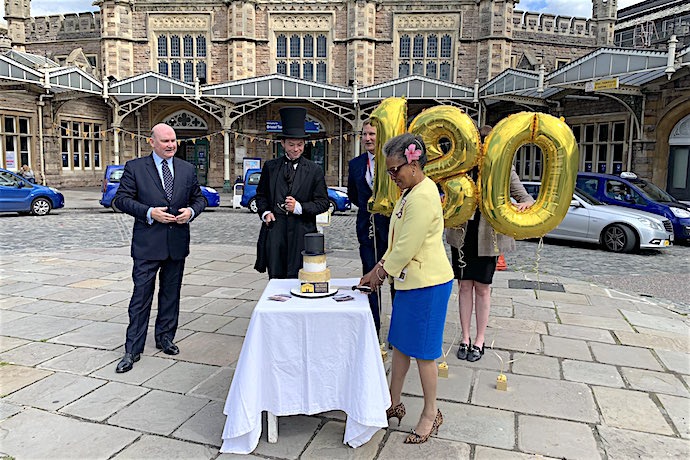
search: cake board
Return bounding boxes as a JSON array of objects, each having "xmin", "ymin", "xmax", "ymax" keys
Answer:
[{"xmin": 290, "ymin": 287, "xmax": 338, "ymax": 299}]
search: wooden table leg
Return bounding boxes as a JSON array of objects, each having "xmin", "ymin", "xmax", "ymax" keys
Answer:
[{"xmin": 267, "ymin": 412, "xmax": 278, "ymax": 443}]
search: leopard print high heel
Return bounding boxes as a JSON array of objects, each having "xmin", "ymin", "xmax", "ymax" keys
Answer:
[
  {"xmin": 404, "ymin": 409, "xmax": 443, "ymax": 444},
  {"xmin": 386, "ymin": 402, "xmax": 406, "ymax": 426}
]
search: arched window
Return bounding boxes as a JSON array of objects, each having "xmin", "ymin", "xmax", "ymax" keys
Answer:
[
  {"xmin": 412, "ymin": 61, "xmax": 424, "ymax": 76},
  {"xmin": 158, "ymin": 61, "xmax": 168, "ymax": 75},
  {"xmin": 171, "ymin": 60, "xmax": 181, "ymax": 80},
  {"xmin": 290, "ymin": 35, "xmax": 301, "ymax": 58},
  {"xmin": 427, "ymin": 34, "xmax": 437, "ymax": 58},
  {"xmin": 440, "ymin": 62, "xmax": 451, "ymax": 81},
  {"xmin": 413, "ymin": 35, "xmax": 424, "ymax": 58},
  {"xmin": 277, "ymin": 61, "xmax": 287, "ymax": 75},
  {"xmin": 316, "ymin": 35, "xmax": 327, "ymax": 57},
  {"xmin": 290, "ymin": 61, "xmax": 300, "ymax": 77},
  {"xmin": 304, "ymin": 34, "xmax": 314, "ymax": 58},
  {"xmin": 277, "ymin": 34, "xmax": 287, "ymax": 58},
  {"xmin": 196, "ymin": 62, "xmax": 207, "ymax": 81},
  {"xmin": 426, "ymin": 62, "xmax": 437, "ymax": 79},
  {"xmin": 196, "ymin": 35, "xmax": 207, "ymax": 57},
  {"xmin": 183, "ymin": 61, "xmax": 194, "ymax": 82},
  {"xmin": 170, "ymin": 36, "xmax": 180, "ymax": 57},
  {"xmin": 183, "ymin": 35, "xmax": 194, "ymax": 57},
  {"xmin": 157, "ymin": 35, "xmax": 167, "ymax": 57},
  {"xmin": 441, "ymin": 34, "xmax": 452, "ymax": 58},
  {"xmin": 303, "ymin": 62, "xmax": 314, "ymax": 81},
  {"xmin": 316, "ymin": 62, "xmax": 327, "ymax": 83},
  {"xmin": 399, "ymin": 62, "xmax": 409, "ymax": 77},
  {"xmin": 400, "ymin": 35, "xmax": 410, "ymax": 58}
]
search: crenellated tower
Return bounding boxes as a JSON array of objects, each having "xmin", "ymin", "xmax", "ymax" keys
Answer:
[
  {"xmin": 4, "ymin": 0, "xmax": 31, "ymax": 50},
  {"xmin": 477, "ymin": 0, "xmax": 517, "ymax": 82},
  {"xmin": 96, "ymin": 0, "xmax": 135, "ymax": 80},
  {"xmin": 347, "ymin": 0, "xmax": 377, "ymax": 87},
  {"xmin": 228, "ymin": 0, "xmax": 257, "ymax": 81},
  {"xmin": 592, "ymin": 0, "xmax": 617, "ymax": 46}
]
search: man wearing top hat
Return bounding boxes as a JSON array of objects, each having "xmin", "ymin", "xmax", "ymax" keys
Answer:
[{"xmin": 255, "ymin": 107, "xmax": 329, "ymax": 279}]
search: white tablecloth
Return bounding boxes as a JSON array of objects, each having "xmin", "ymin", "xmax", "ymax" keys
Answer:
[{"xmin": 220, "ymin": 278, "xmax": 391, "ymax": 454}]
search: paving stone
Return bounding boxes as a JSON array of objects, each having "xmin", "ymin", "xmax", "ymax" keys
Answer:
[
  {"xmin": 556, "ymin": 302, "xmax": 625, "ymax": 318},
  {"xmin": 42, "ymin": 302, "xmax": 108, "ymax": 318},
  {"xmin": 513, "ymin": 305, "xmax": 557, "ymax": 322},
  {"xmin": 615, "ymin": 330, "xmax": 690, "ymax": 353},
  {"xmin": 620, "ymin": 367, "xmax": 690, "ymax": 397},
  {"xmin": 217, "ymin": 317, "xmax": 251, "ymax": 336},
  {"xmin": 486, "ymin": 329, "xmax": 542, "ymax": 353},
  {"xmin": 144, "ymin": 361, "xmax": 220, "ymax": 394},
  {"xmin": 590, "ymin": 342, "xmax": 663, "ymax": 371},
  {"xmin": 43, "ymin": 286, "xmax": 106, "ymax": 303},
  {"xmin": 254, "ymin": 414, "xmax": 322, "ymax": 459},
  {"xmin": 180, "ymin": 285, "xmax": 219, "ymax": 297},
  {"xmin": 75, "ymin": 306, "xmax": 123, "ymax": 321},
  {"xmin": 491, "ymin": 288, "xmax": 536, "ymax": 299},
  {"xmin": 0, "ymin": 408, "xmax": 139, "ymax": 459},
  {"xmin": 6, "ymin": 372, "xmax": 105, "ymax": 410},
  {"xmin": 91, "ymin": 355, "xmax": 176, "ymax": 385},
  {"xmin": 0, "ymin": 341, "xmax": 74, "ymax": 366},
  {"xmin": 536, "ymin": 290, "xmax": 589, "ymax": 304},
  {"xmin": 511, "ymin": 354, "xmax": 561, "ymax": 379},
  {"xmin": 471, "ymin": 371, "xmax": 599, "ymax": 423},
  {"xmin": 0, "ymin": 364, "xmax": 52, "ymax": 396},
  {"xmin": 518, "ymin": 415, "xmax": 601, "ymax": 459},
  {"xmin": 51, "ymin": 321, "xmax": 127, "ymax": 350},
  {"xmin": 108, "ymin": 389, "xmax": 208, "ymax": 435},
  {"xmin": 68, "ymin": 278, "xmax": 116, "ymax": 289},
  {"xmin": 0, "ymin": 296, "xmax": 35, "ymax": 309},
  {"xmin": 512, "ymin": 298, "xmax": 556, "ymax": 309},
  {"xmin": 557, "ymin": 313, "xmax": 634, "ymax": 332},
  {"xmin": 475, "ymin": 445, "xmax": 558, "ymax": 459},
  {"xmin": 655, "ymin": 349, "xmax": 690, "ymax": 374},
  {"xmin": 547, "ymin": 323, "xmax": 615, "ymax": 343},
  {"xmin": 621, "ymin": 310, "xmax": 689, "ymax": 335},
  {"xmin": 597, "ymin": 425, "xmax": 690, "ymax": 460},
  {"xmin": 299, "ymin": 420, "xmax": 384, "ymax": 460},
  {"xmin": 399, "ymin": 362, "xmax": 472, "ymax": 403},
  {"xmin": 562, "ymin": 360, "xmax": 624, "ymax": 387},
  {"xmin": 487, "ymin": 317, "xmax": 548, "ymax": 334},
  {"xmin": 81, "ymin": 291, "xmax": 133, "ymax": 306},
  {"xmin": 452, "ymin": 347, "xmax": 510, "ymax": 371},
  {"xmin": 490, "ymin": 295, "xmax": 514, "ymax": 307},
  {"xmin": 0, "ymin": 281, "xmax": 42, "ymax": 295},
  {"xmin": 226, "ymin": 301, "xmax": 257, "ymax": 318},
  {"xmin": 0, "ymin": 399, "xmax": 22, "ymax": 421},
  {"xmin": 175, "ymin": 332, "xmax": 244, "ymax": 366},
  {"xmin": 60, "ymin": 382, "xmax": 149, "ymax": 421},
  {"xmin": 0, "ymin": 336, "xmax": 29, "ymax": 353},
  {"xmin": 2, "ymin": 314, "xmax": 92, "ymax": 340},
  {"xmin": 194, "ymin": 298, "xmax": 245, "ymax": 315},
  {"xmin": 202, "ymin": 287, "xmax": 252, "ymax": 299},
  {"xmin": 189, "ymin": 366, "xmax": 234, "ymax": 401},
  {"xmin": 379, "ymin": 431, "xmax": 470, "ymax": 459},
  {"xmin": 657, "ymin": 394, "xmax": 690, "ymax": 439},
  {"xmin": 593, "ymin": 386, "xmax": 673, "ymax": 435},
  {"xmin": 112, "ymin": 434, "xmax": 216, "ymax": 459},
  {"xmin": 542, "ymin": 336, "xmax": 592, "ymax": 360},
  {"xmin": 622, "ymin": 302, "xmax": 685, "ymax": 320},
  {"xmin": 0, "ymin": 309, "xmax": 29, "ymax": 324},
  {"xmin": 183, "ymin": 313, "xmax": 234, "ymax": 332},
  {"xmin": 39, "ymin": 347, "xmax": 122, "ymax": 375},
  {"xmin": 173, "ymin": 400, "xmax": 225, "ymax": 447},
  {"xmin": 179, "ymin": 296, "xmax": 216, "ymax": 312}
]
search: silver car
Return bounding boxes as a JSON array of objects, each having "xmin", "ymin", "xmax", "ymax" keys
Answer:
[{"xmin": 522, "ymin": 183, "xmax": 673, "ymax": 253}]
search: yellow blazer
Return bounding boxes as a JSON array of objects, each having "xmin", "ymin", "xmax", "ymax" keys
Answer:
[{"xmin": 382, "ymin": 177, "xmax": 453, "ymax": 291}]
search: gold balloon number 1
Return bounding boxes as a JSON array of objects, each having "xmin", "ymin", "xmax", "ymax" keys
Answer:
[{"xmin": 368, "ymin": 97, "xmax": 579, "ymax": 239}]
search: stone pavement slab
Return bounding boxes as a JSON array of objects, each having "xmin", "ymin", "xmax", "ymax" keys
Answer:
[
  {"xmin": 39, "ymin": 347, "xmax": 121, "ymax": 375},
  {"xmin": 0, "ymin": 336, "xmax": 28, "ymax": 353},
  {"xmin": 594, "ymin": 386, "xmax": 673, "ymax": 435},
  {"xmin": 143, "ymin": 361, "xmax": 220, "ymax": 394},
  {"xmin": 619, "ymin": 367, "xmax": 690, "ymax": 397},
  {"xmin": 60, "ymin": 381, "xmax": 150, "ymax": 421},
  {"xmin": 562, "ymin": 360, "xmax": 624, "ymax": 387},
  {"xmin": 217, "ymin": 317, "xmax": 251, "ymax": 336},
  {"xmin": 597, "ymin": 425, "xmax": 690, "ymax": 460},
  {"xmin": 485, "ymin": 329, "xmax": 542, "ymax": 353},
  {"xmin": 300, "ymin": 420, "xmax": 384, "ymax": 460},
  {"xmin": 113, "ymin": 434, "xmax": 217, "ymax": 459},
  {"xmin": 173, "ymin": 400, "xmax": 226, "ymax": 447},
  {"xmin": 2, "ymin": 314, "xmax": 92, "ymax": 340},
  {"xmin": 510, "ymin": 354, "xmax": 560, "ymax": 379},
  {"xmin": 188, "ymin": 366, "xmax": 234, "ymax": 401},
  {"xmin": 557, "ymin": 312, "xmax": 634, "ymax": 332},
  {"xmin": 547, "ymin": 323, "xmax": 615, "ymax": 343},
  {"xmin": 472, "ymin": 371, "xmax": 599, "ymax": 423},
  {"xmin": 0, "ymin": 341, "xmax": 73, "ymax": 366},
  {"xmin": 614, "ymin": 330, "xmax": 690, "ymax": 352},
  {"xmin": 621, "ymin": 310, "xmax": 690, "ymax": 335},
  {"xmin": 475, "ymin": 445, "xmax": 558, "ymax": 459},
  {"xmin": 0, "ymin": 399, "xmax": 21, "ymax": 421},
  {"xmin": 0, "ymin": 364, "xmax": 52, "ymax": 396},
  {"xmin": 589, "ymin": 342, "xmax": 664, "ymax": 371},
  {"xmin": 657, "ymin": 394, "xmax": 690, "ymax": 439},
  {"xmin": 542, "ymin": 335, "xmax": 592, "ymax": 360},
  {"xmin": 51, "ymin": 321, "xmax": 127, "ymax": 349},
  {"xmin": 518, "ymin": 414, "xmax": 601, "ymax": 459},
  {"xmin": 655, "ymin": 349, "xmax": 690, "ymax": 374},
  {"xmin": 0, "ymin": 408, "xmax": 140, "ymax": 459},
  {"xmin": 253, "ymin": 415, "xmax": 321, "ymax": 459},
  {"xmin": 5, "ymin": 372, "xmax": 106, "ymax": 410},
  {"xmin": 0, "ymin": 309, "xmax": 29, "ymax": 324},
  {"xmin": 184, "ymin": 313, "xmax": 235, "ymax": 332},
  {"xmin": 378, "ymin": 431, "xmax": 471, "ymax": 459},
  {"xmin": 513, "ymin": 305, "xmax": 557, "ymax": 322},
  {"xmin": 91, "ymin": 355, "xmax": 175, "ymax": 385},
  {"xmin": 107, "ymin": 389, "xmax": 208, "ymax": 435},
  {"xmin": 174, "ymin": 331, "xmax": 244, "ymax": 366},
  {"xmin": 400, "ymin": 363, "xmax": 472, "ymax": 403}
]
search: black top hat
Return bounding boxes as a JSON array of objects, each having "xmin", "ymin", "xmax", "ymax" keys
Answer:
[
  {"xmin": 278, "ymin": 107, "xmax": 309, "ymax": 139},
  {"xmin": 302, "ymin": 232, "xmax": 325, "ymax": 256}
]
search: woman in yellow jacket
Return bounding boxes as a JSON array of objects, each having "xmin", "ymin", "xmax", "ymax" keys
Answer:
[{"xmin": 360, "ymin": 133, "xmax": 453, "ymax": 445}]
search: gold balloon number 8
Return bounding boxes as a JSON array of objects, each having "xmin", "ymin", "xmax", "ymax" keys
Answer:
[{"xmin": 368, "ymin": 97, "xmax": 579, "ymax": 239}]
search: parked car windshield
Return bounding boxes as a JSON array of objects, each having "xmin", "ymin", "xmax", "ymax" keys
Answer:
[
  {"xmin": 575, "ymin": 187, "xmax": 603, "ymax": 205},
  {"xmin": 631, "ymin": 179, "xmax": 677, "ymax": 203}
]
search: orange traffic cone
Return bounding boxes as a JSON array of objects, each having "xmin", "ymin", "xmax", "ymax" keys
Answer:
[{"xmin": 496, "ymin": 254, "xmax": 507, "ymax": 271}]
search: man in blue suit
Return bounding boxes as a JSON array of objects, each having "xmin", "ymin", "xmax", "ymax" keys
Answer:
[
  {"xmin": 347, "ymin": 120, "xmax": 391, "ymax": 333},
  {"xmin": 113, "ymin": 123, "xmax": 206, "ymax": 373}
]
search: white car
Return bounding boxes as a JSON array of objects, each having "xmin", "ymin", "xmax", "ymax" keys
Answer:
[{"xmin": 522, "ymin": 183, "xmax": 674, "ymax": 253}]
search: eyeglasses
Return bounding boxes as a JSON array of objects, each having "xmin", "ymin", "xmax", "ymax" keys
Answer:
[{"xmin": 386, "ymin": 162, "xmax": 408, "ymax": 177}]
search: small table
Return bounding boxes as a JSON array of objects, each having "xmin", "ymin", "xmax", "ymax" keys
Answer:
[{"xmin": 220, "ymin": 278, "xmax": 390, "ymax": 454}]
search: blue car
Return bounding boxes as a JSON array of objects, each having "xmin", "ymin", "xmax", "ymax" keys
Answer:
[
  {"xmin": 0, "ymin": 167, "xmax": 64, "ymax": 215},
  {"xmin": 240, "ymin": 168, "xmax": 351, "ymax": 214},
  {"xmin": 576, "ymin": 172, "xmax": 690, "ymax": 242},
  {"xmin": 100, "ymin": 164, "xmax": 220, "ymax": 210}
]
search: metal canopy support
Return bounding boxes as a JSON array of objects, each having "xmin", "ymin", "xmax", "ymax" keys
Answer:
[
  {"xmin": 181, "ymin": 96, "xmax": 225, "ymax": 123},
  {"xmin": 116, "ymin": 96, "xmax": 159, "ymax": 120},
  {"xmin": 308, "ymin": 100, "xmax": 357, "ymax": 126}
]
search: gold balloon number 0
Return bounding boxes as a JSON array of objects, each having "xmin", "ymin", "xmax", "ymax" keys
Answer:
[{"xmin": 368, "ymin": 97, "xmax": 579, "ymax": 239}]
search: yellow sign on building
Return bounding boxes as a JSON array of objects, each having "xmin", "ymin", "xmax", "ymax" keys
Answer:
[{"xmin": 585, "ymin": 78, "xmax": 620, "ymax": 92}]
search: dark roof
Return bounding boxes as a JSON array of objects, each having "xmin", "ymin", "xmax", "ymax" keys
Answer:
[{"xmin": 618, "ymin": 0, "xmax": 685, "ymax": 20}]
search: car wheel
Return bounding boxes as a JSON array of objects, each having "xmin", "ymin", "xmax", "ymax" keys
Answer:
[
  {"xmin": 602, "ymin": 224, "xmax": 636, "ymax": 253},
  {"xmin": 30, "ymin": 197, "xmax": 52, "ymax": 216},
  {"xmin": 248, "ymin": 198, "xmax": 258, "ymax": 213},
  {"xmin": 328, "ymin": 200, "xmax": 337, "ymax": 214}
]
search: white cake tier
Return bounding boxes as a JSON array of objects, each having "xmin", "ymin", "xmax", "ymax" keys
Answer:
[{"xmin": 303, "ymin": 261, "xmax": 327, "ymax": 272}]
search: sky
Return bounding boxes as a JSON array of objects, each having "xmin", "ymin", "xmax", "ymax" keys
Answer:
[{"xmin": 1, "ymin": 0, "xmax": 648, "ymax": 26}]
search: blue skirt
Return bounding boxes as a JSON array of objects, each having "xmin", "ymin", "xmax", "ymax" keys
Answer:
[{"xmin": 387, "ymin": 280, "xmax": 453, "ymax": 360}]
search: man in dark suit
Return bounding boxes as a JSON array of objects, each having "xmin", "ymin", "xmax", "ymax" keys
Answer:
[
  {"xmin": 255, "ymin": 107, "xmax": 329, "ymax": 278},
  {"xmin": 347, "ymin": 120, "xmax": 391, "ymax": 333},
  {"xmin": 113, "ymin": 123, "xmax": 206, "ymax": 373}
]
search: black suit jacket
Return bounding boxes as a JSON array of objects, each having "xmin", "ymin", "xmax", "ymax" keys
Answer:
[
  {"xmin": 115, "ymin": 154, "xmax": 206, "ymax": 261},
  {"xmin": 347, "ymin": 152, "xmax": 390, "ymax": 245}
]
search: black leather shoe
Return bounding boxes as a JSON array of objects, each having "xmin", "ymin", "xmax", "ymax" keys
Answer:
[
  {"xmin": 467, "ymin": 344, "xmax": 484, "ymax": 362},
  {"xmin": 115, "ymin": 352, "xmax": 140, "ymax": 373},
  {"xmin": 456, "ymin": 342, "xmax": 470, "ymax": 360},
  {"xmin": 156, "ymin": 337, "xmax": 179, "ymax": 355}
]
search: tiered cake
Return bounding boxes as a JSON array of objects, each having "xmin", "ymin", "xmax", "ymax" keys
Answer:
[{"xmin": 298, "ymin": 233, "xmax": 330, "ymax": 294}]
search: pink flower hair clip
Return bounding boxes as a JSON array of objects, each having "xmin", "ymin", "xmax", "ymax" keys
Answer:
[{"xmin": 404, "ymin": 143, "xmax": 422, "ymax": 163}]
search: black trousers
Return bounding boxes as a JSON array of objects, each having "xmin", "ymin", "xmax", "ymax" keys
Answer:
[{"xmin": 125, "ymin": 257, "xmax": 185, "ymax": 354}]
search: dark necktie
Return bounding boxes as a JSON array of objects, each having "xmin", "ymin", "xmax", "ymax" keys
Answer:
[{"xmin": 161, "ymin": 160, "xmax": 173, "ymax": 201}]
